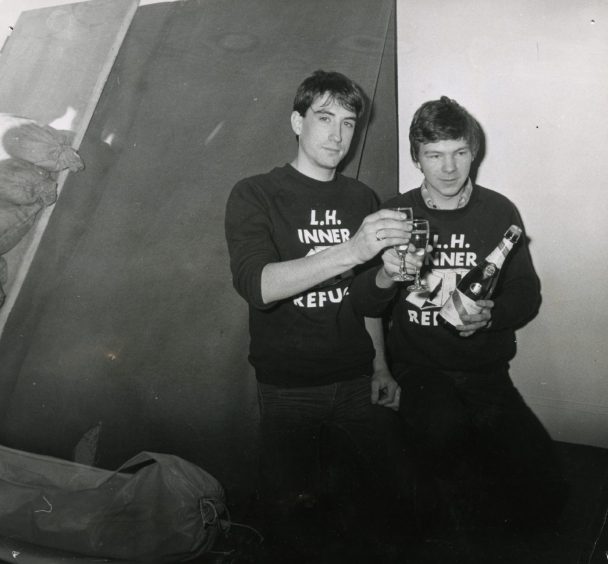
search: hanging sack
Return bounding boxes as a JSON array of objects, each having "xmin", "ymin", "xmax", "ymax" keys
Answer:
[
  {"xmin": 0, "ymin": 445, "xmax": 229, "ymax": 562},
  {"xmin": 0, "ymin": 113, "xmax": 84, "ymax": 172},
  {"xmin": 0, "ymin": 159, "xmax": 57, "ymax": 206},
  {"xmin": 0, "ymin": 199, "xmax": 45, "ymax": 255}
]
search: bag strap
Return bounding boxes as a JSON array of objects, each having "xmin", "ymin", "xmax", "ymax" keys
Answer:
[
  {"xmin": 91, "ymin": 451, "xmax": 164, "ymax": 486},
  {"xmin": 113, "ymin": 451, "xmax": 164, "ymax": 473}
]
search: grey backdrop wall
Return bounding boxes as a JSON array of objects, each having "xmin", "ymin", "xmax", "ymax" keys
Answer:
[{"xmin": 0, "ymin": 0, "xmax": 398, "ymax": 500}]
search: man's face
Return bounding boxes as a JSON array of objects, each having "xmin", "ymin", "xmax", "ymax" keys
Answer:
[
  {"xmin": 416, "ymin": 138, "xmax": 473, "ymax": 204},
  {"xmin": 291, "ymin": 93, "xmax": 357, "ymax": 180}
]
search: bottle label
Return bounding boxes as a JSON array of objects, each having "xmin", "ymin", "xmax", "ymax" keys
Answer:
[
  {"xmin": 439, "ymin": 288, "xmax": 483, "ymax": 326},
  {"xmin": 485, "ymin": 240, "xmax": 513, "ymax": 269}
]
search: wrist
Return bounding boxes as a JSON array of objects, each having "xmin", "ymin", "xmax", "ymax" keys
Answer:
[
  {"xmin": 342, "ymin": 237, "xmax": 364, "ymax": 267},
  {"xmin": 376, "ymin": 266, "xmax": 395, "ymax": 289},
  {"xmin": 373, "ymin": 359, "xmax": 389, "ymax": 371}
]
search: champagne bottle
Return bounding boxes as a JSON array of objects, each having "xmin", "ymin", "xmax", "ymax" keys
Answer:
[{"xmin": 439, "ymin": 225, "xmax": 522, "ymax": 327}]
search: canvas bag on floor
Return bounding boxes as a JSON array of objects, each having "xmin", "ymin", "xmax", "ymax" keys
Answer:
[{"xmin": 0, "ymin": 445, "xmax": 229, "ymax": 562}]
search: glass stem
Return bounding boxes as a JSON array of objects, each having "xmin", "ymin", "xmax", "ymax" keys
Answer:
[{"xmin": 400, "ymin": 256, "xmax": 406, "ymax": 278}]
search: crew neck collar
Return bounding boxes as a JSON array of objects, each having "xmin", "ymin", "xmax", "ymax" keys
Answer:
[
  {"xmin": 420, "ymin": 178, "xmax": 473, "ymax": 210},
  {"xmin": 285, "ymin": 163, "xmax": 339, "ymax": 186}
]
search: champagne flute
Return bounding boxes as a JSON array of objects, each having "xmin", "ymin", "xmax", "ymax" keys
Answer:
[
  {"xmin": 389, "ymin": 207, "xmax": 414, "ymax": 282},
  {"xmin": 406, "ymin": 219, "xmax": 430, "ymax": 292}
]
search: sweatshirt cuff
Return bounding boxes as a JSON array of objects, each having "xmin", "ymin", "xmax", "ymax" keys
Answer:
[
  {"xmin": 244, "ymin": 262, "xmax": 276, "ymax": 310},
  {"xmin": 360, "ymin": 266, "xmax": 399, "ymax": 303}
]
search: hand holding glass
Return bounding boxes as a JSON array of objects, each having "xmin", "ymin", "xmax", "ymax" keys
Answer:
[
  {"xmin": 406, "ymin": 219, "xmax": 430, "ymax": 293},
  {"xmin": 389, "ymin": 207, "xmax": 413, "ymax": 282}
]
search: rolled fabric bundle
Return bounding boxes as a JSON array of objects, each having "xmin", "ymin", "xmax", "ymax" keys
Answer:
[
  {"xmin": 0, "ymin": 159, "xmax": 57, "ymax": 206},
  {"xmin": 0, "ymin": 199, "xmax": 44, "ymax": 255},
  {"xmin": 0, "ymin": 113, "xmax": 84, "ymax": 172}
]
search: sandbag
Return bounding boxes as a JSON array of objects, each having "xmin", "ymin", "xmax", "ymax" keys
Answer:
[
  {"xmin": 0, "ymin": 113, "xmax": 84, "ymax": 172},
  {"xmin": 0, "ymin": 115, "xmax": 84, "ymax": 309},
  {"xmin": 0, "ymin": 445, "xmax": 229, "ymax": 563},
  {"xmin": 0, "ymin": 159, "xmax": 57, "ymax": 206},
  {"xmin": 0, "ymin": 199, "xmax": 44, "ymax": 254}
]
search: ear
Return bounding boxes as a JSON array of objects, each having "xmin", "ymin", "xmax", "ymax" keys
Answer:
[{"xmin": 291, "ymin": 111, "xmax": 303, "ymax": 136}]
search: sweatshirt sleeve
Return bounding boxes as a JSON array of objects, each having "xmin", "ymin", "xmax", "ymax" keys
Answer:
[
  {"xmin": 349, "ymin": 264, "xmax": 399, "ymax": 317},
  {"xmin": 489, "ymin": 210, "xmax": 541, "ymax": 331},
  {"xmin": 224, "ymin": 178, "xmax": 278, "ymax": 310}
]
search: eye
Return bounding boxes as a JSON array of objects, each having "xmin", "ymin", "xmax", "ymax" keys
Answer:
[{"xmin": 344, "ymin": 120, "xmax": 355, "ymax": 128}]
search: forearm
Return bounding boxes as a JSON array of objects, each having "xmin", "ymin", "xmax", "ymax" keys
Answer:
[
  {"xmin": 491, "ymin": 276, "xmax": 540, "ymax": 330},
  {"xmin": 364, "ymin": 316, "xmax": 389, "ymax": 371},
  {"xmin": 261, "ymin": 238, "xmax": 360, "ymax": 304},
  {"xmin": 366, "ymin": 316, "xmax": 400, "ymax": 408}
]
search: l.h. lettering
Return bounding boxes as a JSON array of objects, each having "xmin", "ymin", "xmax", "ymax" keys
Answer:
[
  {"xmin": 450, "ymin": 233, "xmax": 466, "ymax": 249},
  {"xmin": 309, "ymin": 209, "xmax": 339, "ymax": 226}
]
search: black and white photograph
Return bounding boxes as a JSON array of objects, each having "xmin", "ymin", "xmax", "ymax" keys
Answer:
[{"xmin": 0, "ymin": 0, "xmax": 605, "ymax": 562}]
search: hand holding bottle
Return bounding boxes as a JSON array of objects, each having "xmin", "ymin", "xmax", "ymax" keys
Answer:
[
  {"xmin": 439, "ymin": 225, "xmax": 521, "ymax": 328},
  {"xmin": 454, "ymin": 299, "xmax": 494, "ymax": 337}
]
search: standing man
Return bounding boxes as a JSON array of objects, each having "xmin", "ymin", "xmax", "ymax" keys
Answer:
[
  {"xmin": 225, "ymin": 70, "xmax": 412, "ymax": 559},
  {"xmin": 351, "ymin": 96, "xmax": 567, "ymax": 535}
]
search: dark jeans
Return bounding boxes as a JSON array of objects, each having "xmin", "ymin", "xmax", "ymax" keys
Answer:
[
  {"xmin": 256, "ymin": 376, "xmax": 411, "ymax": 553},
  {"xmin": 394, "ymin": 364, "xmax": 568, "ymax": 531}
]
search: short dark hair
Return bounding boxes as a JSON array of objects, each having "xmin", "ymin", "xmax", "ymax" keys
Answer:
[
  {"xmin": 293, "ymin": 70, "xmax": 365, "ymax": 119},
  {"xmin": 409, "ymin": 96, "xmax": 482, "ymax": 162}
]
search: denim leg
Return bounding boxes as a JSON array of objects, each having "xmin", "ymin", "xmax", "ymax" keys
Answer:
[
  {"xmin": 257, "ymin": 382, "xmax": 333, "ymax": 511},
  {"xmin": 396, "ymin": 366, "xmax": 474, "ymax": 479},
  {"xmin": 329, "ymin": 376, "xmax": 416, "ymax": 532},
  {"xmin": 455, "ymin": 367, "xmax": 568, "ymax": 528},
  {"xmin": 331, "ymin": 376, "xmax": 393, "ymax": 484},
  {"xmin": 257, "ymin": 381, "xmax": 376, "ymax": 559},
  {"xmin": 256, "ymin": 378, "xmax": 416, "ymax": 555},
  {"xmin": 257, "ymin": 377, "xmax": 396, "ymax": 501}
]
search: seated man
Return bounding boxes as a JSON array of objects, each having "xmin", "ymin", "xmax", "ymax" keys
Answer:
[{"xmin": 351, "ymin": 95, "xmax": 568, "ymax": 534}]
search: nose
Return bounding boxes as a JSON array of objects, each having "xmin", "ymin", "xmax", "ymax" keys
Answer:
[
  {"xmin": 442, "ymin": 155, "xmax": 456, "ymax": 172},
  {"xmin": 329, "ymin": 123, "xmax": 342, "ymax": 143}
]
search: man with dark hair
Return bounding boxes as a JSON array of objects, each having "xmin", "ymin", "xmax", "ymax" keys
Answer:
[
  {"xmin": 225, "ymin": 70, "xmax": 413, "ymax": 559},
  {"xmin": 351, "ymin": 96, "xmax": 566, "ymax": 536}
]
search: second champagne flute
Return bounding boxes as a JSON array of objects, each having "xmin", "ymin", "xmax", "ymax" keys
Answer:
[
  {"xmin": 406, "ymin": 219, "xmax": 430, "ymax": 292},
  {"xmin": 389, "ymin": 206, "xmax": 414, "ymax": 282}
]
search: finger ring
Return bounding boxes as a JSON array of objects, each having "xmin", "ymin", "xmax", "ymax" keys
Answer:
[{"xmin": 376, "ymin": 231, "xmax": 384, "ymax": 241}]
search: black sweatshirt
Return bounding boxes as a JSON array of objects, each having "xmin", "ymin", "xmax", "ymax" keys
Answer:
[
  {"xmin": 350, "ymin": 185, "xmax": 541, "ymax": 372},
  {"xmin": 225, "ymin": 164, "xmax": 378, "ymax": 386}
]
